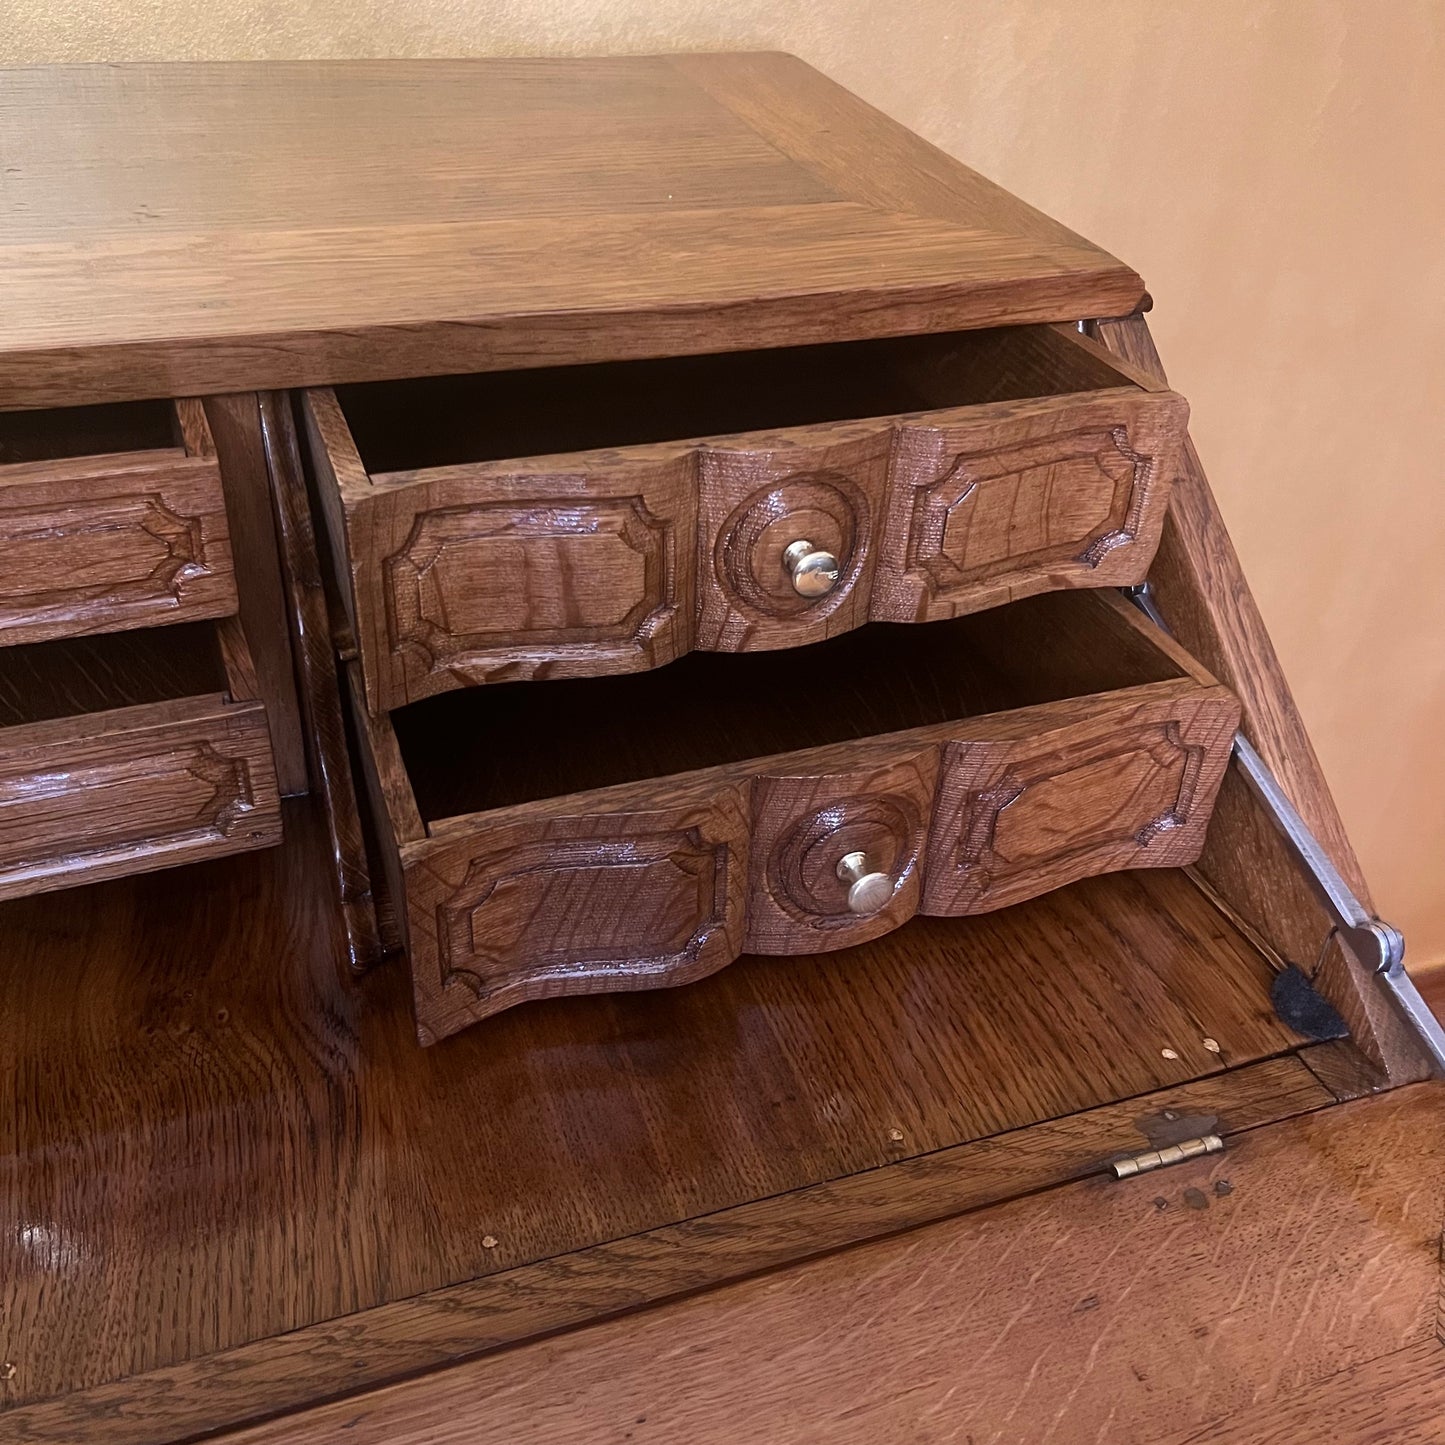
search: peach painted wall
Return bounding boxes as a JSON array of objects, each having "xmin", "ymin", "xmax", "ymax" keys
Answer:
[{"xmin": 7, "ymin": 2, "xmax": 1443, "ymax": 967}]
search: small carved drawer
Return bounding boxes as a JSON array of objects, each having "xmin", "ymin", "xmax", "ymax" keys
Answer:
[
  {"xmin": 305, "ymin": 325, "xmax": 1189, "ymax": 714},
  {"xmin": 0, "ymin": 618, "xmax": 282, "ymax": 900},
  {"xmin": 0, "ymin": 397, "xmax": 236, "ymax": 647},
  {"xmin": 346, "ymin": 591, "xmax": 1240, "ymax": 1043}
]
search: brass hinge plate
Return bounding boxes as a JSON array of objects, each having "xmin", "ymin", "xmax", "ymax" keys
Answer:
[{"xmin": 1110, "ymin": 1133, "xmax": 1224, "ymax": 1179}]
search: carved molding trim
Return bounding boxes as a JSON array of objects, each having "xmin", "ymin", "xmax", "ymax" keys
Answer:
[
  {"xmin": 905, "ymin": 424, "xmax": 1156, "ymax": 597},
  {"xmin": 765, "ymin": 792, "xmax": 921, "ymax": 929},
  {"xmin": 711, "ymin": 469, "xmax": 869, "ymax": 623},
  {"xmin": 0, "ymin": 492, "xmax": 215, "ymax": 632},
  {"xmin": 384, "ymin": 496, "xmax": 678, "ymax": 683},
  {"xmin": 945, "ymin": 722, "xmax": 1204, "ymax": 910},
  {"xmin": 0, "ymin": 741, "xmax": 258, "ymax": 877},
  {"xmin": 438, "ymin": 827, "xmax": 731, "ymax": 1001}
]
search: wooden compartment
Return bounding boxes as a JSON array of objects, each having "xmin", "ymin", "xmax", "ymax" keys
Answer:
[
  {"xmin": 0, "ymin": 397, "xmax": 237, "ymax": 647},
  {"xmin": 0, "ymin": 797, "xmax": 1323, "ymax": 1435},
  {"xmin": 305, "ymin": 324, "xmax": 1189, "ymax": 712},
  {"xmin": 0, "ymin": 618, "xmax": 282, "ymax": 900},
  {"xmin": 350, "ymin": 590, "xmax": 1239, "ymax": 1041}
]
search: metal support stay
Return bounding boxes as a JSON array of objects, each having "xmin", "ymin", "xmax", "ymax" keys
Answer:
[{"xmin": 1124, "ymin": 582, "xmax": 1445, "ymax": 1075}]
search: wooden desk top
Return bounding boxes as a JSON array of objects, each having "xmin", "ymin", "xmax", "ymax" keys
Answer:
[{"xmin": 0, "ymin": 53, "xmax": 1143, "ymax": 410}]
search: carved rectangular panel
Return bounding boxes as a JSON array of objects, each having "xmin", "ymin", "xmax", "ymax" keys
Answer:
[
  {"xmin": 0, "ymin": 694, "xmax": 281, "ymax": 902},
  {"xmin": 404, "ymin": 784, "xmax": 750, "ymax": 1042},
  {"xmin": 872, "ymin": 390, "xmax": 1189, "ymax": 623},
  {"xmin": 922, "ymin": 686, "xmax": 1240, "ymax": 917},
  {"xmin": 0, "ymin": 450, "xmax": 236, "ymax": 648},
  {"xmin": 347, "ymin": 449, "xmax": 698, "ymax": 711},
  {"xmin": 745, "ymin": 747, "xmax": 938, "ymax": 955},
  {"xmin": 694, "ymin": 422, "xmax": 890, "ymax": 653}
]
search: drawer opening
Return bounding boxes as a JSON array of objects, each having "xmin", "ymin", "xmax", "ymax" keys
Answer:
[
  {"xmin": 0, "ymin": 620, "xmax": 229, "ymax": 728},
  {"xmin": 390, "ymin": 590, "xmax": 1206, "ymax": 825},
  {"xmin": 334, "ymin": 324, "xmax": 1143, "ymax": 474},
  {"xmin": 0, "ymin": 398, "xmax": 182, "ymax": 467}
]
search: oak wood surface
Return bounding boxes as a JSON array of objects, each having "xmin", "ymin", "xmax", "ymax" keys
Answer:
[
  {"xmin": 0, "ymin": 401, "xmax": 236, "ymax": 647},
  {"xmin": 0, "ymin": 620, "xmax": 225, "ymax": 726},
  {"xmin": 0, "ymin": 699, "xmax": 280, "ymax": 903},
  {"xmin": 311, "ymin": 325, "xmax": 1186, "ymax": 709},
  {"xmin": 0, "ymin": 56, "xmax": 1143, "ymax": 410},
  {"xmin": 0, "ymin": 617, "xmax": 281, "ymax": 899},
  {"xmin": 203, "ymin": 393, "xmax": 308, "ymax": 796},
  {"xmin": 1092, "ymin": 315, "xmax": 1430, "ymax": 1084},
  {"xmin": 0, "ymin": 795, "xmax": 1301, "ymax": 1413},
  {"xmin": 334, "ymin": 324, "xmax": 1135, "ymax": 472},
  {"xmin": 393, "ymin": 681, "xmax": 1237, "ymax": 1039},
  {"xmin": 0, "ymin": 1053, "xmax": 1335, "ymax": 1445},
  {"xmin": 360, "ymin": 590, "xmax": 1238, "ymax": 1034},
  {"xmin": 0, "ymin": 398, "xmax": 178, "ymax": 464},
  {"xmin": 214, "ymin": 1085, "xmax": 1445, "ymax": 1445},
  {"xmin": 390, "ymin": 589, "xmax": 1207, "ymax": 816},
  {"xmin": 1153, "ymin": 1339, "xmax": 1445, "ymax": 1445},
  {"xmin": 259, "ymin": 391, "xmax": 383, "ymax": 970},
  {"xmin": 1297, "ymin": 1036, "xmax": 1391, "ymax": 1103}
]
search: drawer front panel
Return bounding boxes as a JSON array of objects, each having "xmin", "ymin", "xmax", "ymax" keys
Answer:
[
  {"xmin": 745, "ymin": 748, "xmax": 937, "ymax": 955},
  {"xmin": 0, "ymin": 697, "xmax": 281, "ymax": 902},
  {"xmin": 404, "ymin": 789, "xmax": 750, "ymax": 1042},
  {"xmin": 922, "ymin": 689, "xmax": 1238, "ymax": 916},
  {"xmin": 0, "ymin": 451, "xmax": 236, "ymax": 647},
  {"xmin": 872, "ymin": 391, "xmax": 1188, "ymax": 623},
  {"xmin": 355, "ymin": 456, "xmax": 697, "ymax": 709}
]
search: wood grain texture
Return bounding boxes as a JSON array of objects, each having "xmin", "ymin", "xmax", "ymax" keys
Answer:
[
  {"xmin": 417, "ymin": 789, "xmax": 752, "ymax": 1044},
  {"xmin": 0, "ymin": 1053, "xmax": 1334, "ymax": 1445},
  {"xmin": 0, "ymin": 402, "xmax": 236, "ymax": 647},
  {"xmin": 203, "ymin": 393, "xmax": 308, "ymax": 796},
  {"xmin": 212, "ymin": 1084, "xmax": 1445, "ymax": 1445},
  {"xmin": 1091, "ymin": 314, "xmax": 1431, "ymax": 1084},
  {"xmin": 694, "ymin": 421, "xmax": 887, "ymax": 654},
  {"xmin": 376, "ymin": 674, "xmax": 1237, "ymax": 1038},
  {"xmin": 0, "ymin": 617, "xmax": 280, "ymax": 899},
  {"xmin": 259, "ymin": 390, "xmax": 383, "ymax": 971},
  {"xmin": 744, "ymin": 746, "xmax": 937, "ymax": 955},
  {"xmin": 0, "ymin": 56, "xmax": 1142, "ymax": 410},
  {"xmin": 307, "ymin": 326, "xmax": 1186, "ymax": 710},
  {"xmin": 1153, "ymin": 1339, "xmax": 1445, "ymax": 1445},
  {"xmin": 0, "ymin": 620, "xmax": 226, "ymax": 726},
  {"xmin": 1298, "ymin": 1037, "xmax": 1391, "ymax": 1103},
  {"xmin": 0, "ymin": 794, "xmax": 1301, "ymax": 1414},
  {"xmin": 347, "ymin": 590, "xmax": 1236, "ymax": 1033},
  {"xmin": 923, "ymin": 681, "xmax": 1238, "ymax": 915},
  {"xmin": 873, "ymin": 388, "xmax": 1188, "ymax": 622},
  {"xmin": 0, "ymin": 693, "xmax": 280, "ymax": 901}
]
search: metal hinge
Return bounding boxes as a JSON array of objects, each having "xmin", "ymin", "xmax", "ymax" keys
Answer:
[
  {"xmin": 1111, "ymin": 1134, "xmax": 1224, "ymax": 1179},
  {"xmin": 1124, "ymin": 581, "xmax": 1445, "ymax": 1075}
]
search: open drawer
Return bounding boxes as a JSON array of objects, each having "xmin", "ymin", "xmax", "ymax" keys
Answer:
[
  {"xmin": 0, "ymin": 397, "xmax": 236, "ymax": 647},
  {"xmin": 306, "ymin": 325, "xmax": 1189, "ymax": 713},
  {"xmin": 0, "ymin": 617, "xmax": 282, "ymax": 900},
  {"xmin": 347, "ymin": 590, "xmax": 1239, "ymax": 1042}
]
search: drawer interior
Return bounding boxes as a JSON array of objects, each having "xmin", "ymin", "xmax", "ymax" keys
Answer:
[
  {"xmin": 391, "ymin": 589, "xmax": 1200, "ymax": 823},
  {"xmin": 0, "ymin": 620, "xmax": 229, "ymax": 727},
  {"xmin": 334, "ymin": 324, "xmax": 1140, "ymax": 473},
  {"xmin": 0, "ymin": 397, "xmax": 182, "ymax": 466}
]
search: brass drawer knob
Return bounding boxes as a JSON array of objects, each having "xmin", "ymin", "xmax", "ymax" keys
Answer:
[
  {"xmin": 782, "ymin": 538, "xmax": 841, "ymax": 598},
  {"xmin": 836, "ymin": 850, "xmax": 893, "ymax": 915}
]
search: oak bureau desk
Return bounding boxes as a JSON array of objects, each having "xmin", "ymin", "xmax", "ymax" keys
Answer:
[{"xmin": 1, "ymin": 54, "xmax": 1441, "ymax": 1444}]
